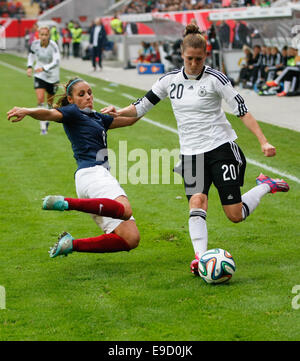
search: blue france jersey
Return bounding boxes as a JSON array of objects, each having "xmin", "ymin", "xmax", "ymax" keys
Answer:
[{"xmin": 57, "ymin": 104, "xmax": 114, "ymax": 171}]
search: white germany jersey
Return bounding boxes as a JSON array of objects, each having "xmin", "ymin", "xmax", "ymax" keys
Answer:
[
  {"xmin": 27, "ymin": 39, "xmax": 60, "ymax": 84},
  {"xmin": 134, "ymin": 66, "xmax": 248, "ymax": 155}
]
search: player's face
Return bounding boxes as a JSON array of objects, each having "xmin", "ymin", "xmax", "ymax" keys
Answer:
[
  {"xmin": 68, "ymin": 82, "xmax": 94, "ymax": 109},
  {"xmin": 182, "ymin": 47, "xmax": 206, "ymax": 76},
  {"xmin": 39, "ymin": 28, "xmax": 50, "ymax": 46}
]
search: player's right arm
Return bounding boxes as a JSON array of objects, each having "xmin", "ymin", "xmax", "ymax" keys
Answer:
[
  {"xmin": 101, "ymin": 76, "xmax": 168, "ymax": 118},
  {"xmin": 7, "ymin": 107, "xmax": 63, "ymax": 123},
  {"xmin": 27, "ymin": 43, "xmax": 36, "ymax": 77}
]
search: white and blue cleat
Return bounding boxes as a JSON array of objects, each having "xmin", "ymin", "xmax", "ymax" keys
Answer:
[
  {"xmin": 49, "ymin": 232, "xmax": 74, "ymax": 258},
  {"xmin": 43, "ymin": 195, "xmax": 69, "ymax": 211}
]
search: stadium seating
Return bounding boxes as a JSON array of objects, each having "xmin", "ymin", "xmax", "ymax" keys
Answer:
[{"xmin": 0, "ymin": 0, "xmax": 26, "ymax": 18}]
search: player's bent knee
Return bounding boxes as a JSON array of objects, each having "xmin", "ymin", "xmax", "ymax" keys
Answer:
[
  {"xmin": 189, "ymin": 193, "xmax": 208, "ymax": 210},
  {"xmin": 122, "ymin": 205, "xmax": 133, "ymax": 220},
  {"xmin": 125, "ymin": 231, "xmax": 140, "ymax": 250},
  {"xmin": 227, "ymin": 213, "xmax": 243, "ymax": 223},
  {"xmin": 223, "ymin": 203, "xmax": 243, "ymax": 223}
]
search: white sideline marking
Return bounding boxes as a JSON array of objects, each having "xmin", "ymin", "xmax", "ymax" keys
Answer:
[
  {"xmin": 245, "ymin": 159, "xmax": 300, "ymax": 184},
  {"xmin": 102, "ymin": 87, "xmax": 114, "ymax": 93},
  {"xmin": 0, "ymin": 60, "xmax": 26, "ymax": 74},
  {"xmin": 93, "ymin": 97, "xmax": 300, "ymax": 185},
  {"xmin": 0, "ymin": 58, "xmax": 298, "ymax": 185},
  {"xmin": 121, "ymin": 93, "xmax": 137, "ymax": 101}
]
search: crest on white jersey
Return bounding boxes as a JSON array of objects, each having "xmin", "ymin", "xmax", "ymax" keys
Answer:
[{"xmin": 198, "ymin": 86, "xmax": 207, "ymax": 97}]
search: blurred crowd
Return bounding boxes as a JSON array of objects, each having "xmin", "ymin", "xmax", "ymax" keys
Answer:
[
  {"xmin": 122, "ymin": 0, "xmax": 276, "ymax": 13},
  {"xmin": 0, "ymin": 1, "xmax": 26, "ymax": 18},
  {"xmin": 30, "ymin": 0, "xmax": 65, "ymax": 14},
  {"xmin": 238, "ymin": 44, "xmax": 300, "ymax": 96}
]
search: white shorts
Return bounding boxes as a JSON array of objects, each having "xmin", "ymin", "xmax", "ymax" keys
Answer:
[{"xmin": 75, "ymin": 165, "xmax": 128, "ymax": 234}]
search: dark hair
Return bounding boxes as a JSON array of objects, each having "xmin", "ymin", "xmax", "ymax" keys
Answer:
[
  {"xmin": 182, "ymin": 23, "xmax": 206, "ymax": 53},
  {"xmin": 54, "ymin": 77, "xmax": 84, "ymax": 108}
]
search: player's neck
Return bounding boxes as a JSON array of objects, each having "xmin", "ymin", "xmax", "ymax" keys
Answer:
[
  {"xmin": 186, "ymin": 72, "xmax": 202, "ymax": 80},
  {"xmin": 40, "ymin": 41, "xmax": 49, "ymax": 48}
]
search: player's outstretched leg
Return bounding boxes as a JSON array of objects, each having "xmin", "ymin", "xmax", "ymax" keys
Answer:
[
  {"xmin": 42, "ymin": 195, "xmax": 126, "ymax": 219},
  {"xmin": 223, "ymin": 174, "xmax": 290, "ymax": 223},
  {"xmin": 239, "ymin": 173, "xmax": 290, "ymax": 221},
  {"xmin": 49, "ymin": 230, "xmax": 137, "ymax": 258}
]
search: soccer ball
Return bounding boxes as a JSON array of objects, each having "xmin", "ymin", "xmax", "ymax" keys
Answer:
[{"xmin": 198, "ymin": 248, "xmax": 236, "ymax": 284}]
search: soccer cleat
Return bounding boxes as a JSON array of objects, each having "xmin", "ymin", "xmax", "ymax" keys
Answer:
[
  {"xmin": 40, "ymin": 129, "xmax": 48, "ymax": 135},
  {"xmin": 276, "ymin": 91, "xmax": 287, "ymax": 97},
  {"xmin": 266, "ymin": 80, "xmax": 278, "ymax": 87},
  {"xmin": 256, "ymin": 173, "xmax": 289, "ymax": 194},
  {"xmin": 49, "ymin": 231, "xmax": 74, "ymax": 258},
  {"xmin": 190, "ymin": 253, "xmax": 200, "ymax": 276},
  {"xmin": 258, "ymin": 88, "xmax": 278, "ymax": 96},
  {"xmin": 42, "ymin": 195, "xmax": 68, "ymax": 211}
]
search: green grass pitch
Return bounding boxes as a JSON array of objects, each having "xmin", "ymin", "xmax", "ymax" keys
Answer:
[{"xmin": 0, "ymin": 53, "xmax": 300, "ymax": 341}]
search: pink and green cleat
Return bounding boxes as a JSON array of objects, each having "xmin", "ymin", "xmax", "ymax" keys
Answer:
[{"xmin": 256, "ymin": 173, "xmax": 289, "ymax": 194}]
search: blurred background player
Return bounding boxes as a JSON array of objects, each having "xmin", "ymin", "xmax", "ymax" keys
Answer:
[{"xmin": 27, "ymin": 25, "xmax": 60, "ymax": 135}]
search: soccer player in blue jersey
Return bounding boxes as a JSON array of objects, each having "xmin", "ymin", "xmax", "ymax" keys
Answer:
[
  {"xmin": 7, "ymin": 78, "xmax": 141, "ymax": 258},
  {"xmin": 102, "ymin": 24, "xmax": 290, "ymax": 276}
]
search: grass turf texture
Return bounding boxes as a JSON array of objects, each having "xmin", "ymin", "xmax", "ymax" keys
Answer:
[{"xmin": 0, "ymin": 53, "xmax": 300, "ymax": 341}]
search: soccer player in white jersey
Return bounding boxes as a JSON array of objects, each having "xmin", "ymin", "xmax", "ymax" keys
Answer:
[
  {"xmin": 102, "ymin": 24, "xmax": 289, "ymax": 276},
  {"xmin": 27, "ymin": 26, "xmax": 60, "ymax": 135}
]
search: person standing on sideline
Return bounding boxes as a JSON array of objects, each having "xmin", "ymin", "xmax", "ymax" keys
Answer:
[
  {"xmin": 7, "ymin": 78, "xmax": 141, "ymax": 258},
  {"xmin": 71, "ymin": 22, "xmax": 82, "ymax": 58},
  {"xmin": 61, "ymin": 23, "xmax": 72, "ymax": 58},
  {"xmin": 101, "ymin": 23, "xmax": 290, "ymax": 276},
  {"xmin": 27, "ymin": 25, "xmax": 60, "ymax": 135},
  {"xmin": 50, "ymin": 25, "xmax": 60, "ymax": 45},
  {"xmin": 89, "ymin": 17, "xmax": 107, "ymax": 71},
  {"xmin": 110, "ymin": 13, "xmax": 123, "ymax": 35}
]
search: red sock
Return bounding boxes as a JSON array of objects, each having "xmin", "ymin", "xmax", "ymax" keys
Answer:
[
  {"xmin": 64, "ymin": 198, "xmax": 125, "ymax": 219},
  {"xmin": 73, "ymin": 233, "xmax": 130, "ymax": 253}
]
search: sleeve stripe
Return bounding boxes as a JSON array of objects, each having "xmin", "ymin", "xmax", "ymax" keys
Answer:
[
  {"xmin": 159, "ymin": 69, "xmax": 181, "ymax": 81},
  {"xmin": 235, "ymin": 95, "xmax": 248, "ymax": 117},
  {"xmin": 205, "ymin": 67, "xmax": 230, "ymax": 82},
  {"xmin": 205, "ymin": 68, "xmax": 229, "ymax": 85},
  {"xmin": 132, "ymin": 97, "xmax": 143, "ymax": 106}
]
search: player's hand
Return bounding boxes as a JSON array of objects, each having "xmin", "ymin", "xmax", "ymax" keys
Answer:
[
  {"xmin": 7, "ymin": 107, "xmax": 27, "ymax": 122},
  {"xmin": 35, "ymin": 67, "xmax": 44, "ymax": 73},
  {"xmin": 27, "ymin": 68, "xmax": 32, "ymax": 77},
  {"xmin": 261, "ymin": 142, "xmax": 276, "ymax": 157},
  {"xmin": 101, "ymin": 105, "xmax": 119, "ymax": 117}
]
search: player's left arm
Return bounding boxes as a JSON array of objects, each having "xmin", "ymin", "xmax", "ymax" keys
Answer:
[
  {"xmin": 240, "ymin": 112, "xmax": 276, "ymax": 157},
  {"xmin": 218, "ymin": 81, "xmax": 275, "ymax": 157}
]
